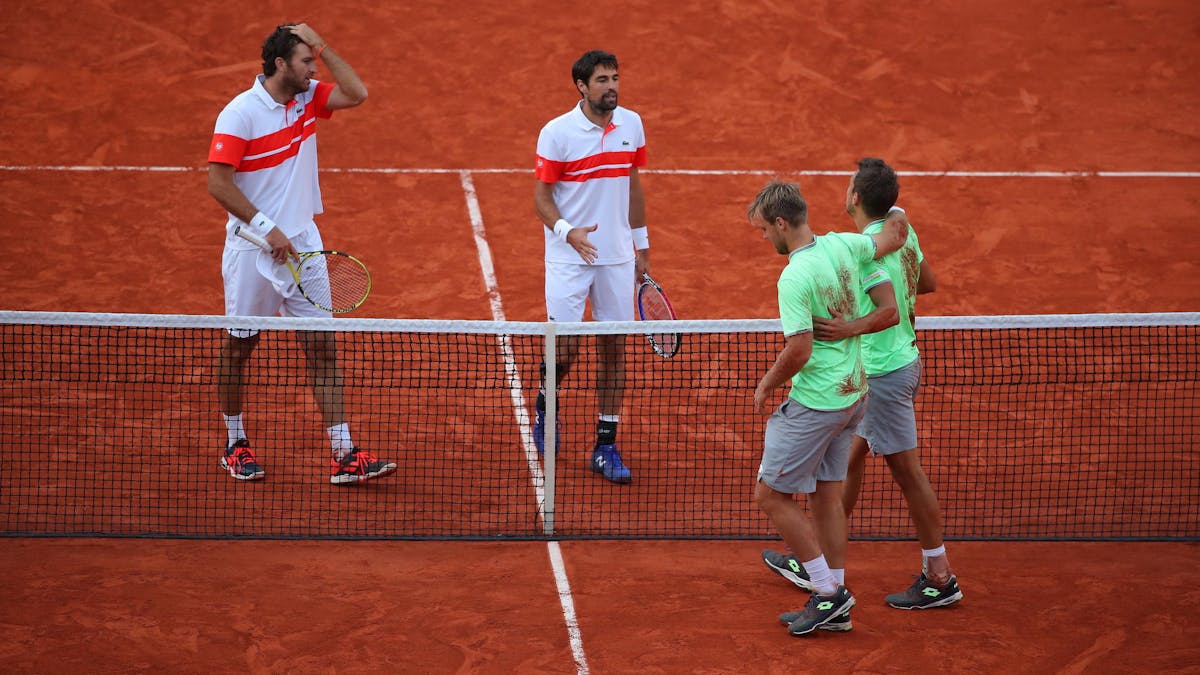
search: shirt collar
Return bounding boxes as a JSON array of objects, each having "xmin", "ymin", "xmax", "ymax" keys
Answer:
[
  {"xmin": 787, "ymin": 237, "xmax": 818, "ymax": 260},
  {"xmin": 252, "ymin": 74, "xmax": 288, "ymax": 110},
  {"xmin": 571, "ymin": 101, "xmax": 622, "ymax": 131}
]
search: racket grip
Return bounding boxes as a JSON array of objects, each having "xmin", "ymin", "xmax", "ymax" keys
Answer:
[{"xmin": 233, "ymin": 224, "xmax": 271, "ymax": 251}]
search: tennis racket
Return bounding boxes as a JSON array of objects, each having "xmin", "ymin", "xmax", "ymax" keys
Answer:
[
  {"xmin": 637, "ymin": 272, "xmax": 681, "ymax": 358},
  {"xmin": 234, "ymin": 225, "xmax": 371, "ymax": 314}
]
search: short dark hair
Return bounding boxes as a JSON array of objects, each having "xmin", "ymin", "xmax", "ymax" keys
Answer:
[
  {"xmin": 748, "ymin": 180, "xmax": 808, "ymax": 227},
  {"xmin": 572, "ymin": 50, "xmax": 618, "ymax": 90},
  {"xmin": 261, "ymin": 24, "xmax": 304, "ymax": 77},
  {"xmin": 852, "ymin": 158, "xmax": 900, "ymax": 219}
]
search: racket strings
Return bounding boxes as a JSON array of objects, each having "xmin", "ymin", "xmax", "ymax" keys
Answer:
[
  {"xmin": 639, "ymin": 287, "xmax": 674, "ymax": 321},
  {"xmin": 639, "ymin": 284, "xmax": 680, "ymax": 357},
  {"xmin": 297, "ymin": 253, "xmax": 371, "ymax": 313}
]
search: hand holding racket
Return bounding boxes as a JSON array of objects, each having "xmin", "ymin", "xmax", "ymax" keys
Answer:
[
  {"xmin": 234, "ymin": 225, "xmax": 371, "ymax": 314},
  {"xmin": 637, "ymin": 272, "xmax": 681, "ymax": 358}
]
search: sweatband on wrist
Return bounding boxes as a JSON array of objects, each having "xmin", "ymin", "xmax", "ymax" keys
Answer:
[
  {"xmin": 552, "ymin": 218, "xmax": 573, "ymax": 242},
  {"xmin": 314, "ymin": 43, "xmax": 328, "ymax": 59},
  {"xmin": 889, "ymin": 205, "xmax": 906, "ymax": 214},
  {"xmin": 249, "ymin": 211, "xmax": 276, "ymax": 234},
  {"xmin": 631, "ymin": 227, "xmax": 649, "ymax": 250}
]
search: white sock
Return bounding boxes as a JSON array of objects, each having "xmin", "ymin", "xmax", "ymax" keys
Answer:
[
  {"xmin": 801, "ymin": 555, "xmax": 838, "ymax": 596},
  {"xmin": 327, "ymin": 423, "xmax": 353, "ymax": 458},
  {"xmin": 922, "ymin": 545, "xmax": 950, "ymax": 579},
  {"xmin": 223, "ymin": 414, "xmax": 245, "ymax": 447},
  {"xmin": 599, "ymin": 414, "xmax": 619, "ymax": 423},
  {"xmin": 831, "ymin": 568, "xmax": 845, "ymax": 585}
]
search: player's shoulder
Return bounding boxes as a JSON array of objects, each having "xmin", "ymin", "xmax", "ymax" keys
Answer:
[
  {"xmin": 217, "ymin": 81, "xmax": 266, "ymax": 118},
  {"xmin": 821, "ymin": 230, "xmax": 869, "ymax": 252},
  {"xmin": 613, "ymin": 105, "xmax": 643, "ymax": 124},
  {"xmin": 540, "ymin": 106, "xmax": 581, "ymax": 133}
]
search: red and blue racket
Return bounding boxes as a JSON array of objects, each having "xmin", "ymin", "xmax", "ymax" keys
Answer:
[{"xmin": 637, "ymin": 272, "xmax": 681, "ymax": 358}]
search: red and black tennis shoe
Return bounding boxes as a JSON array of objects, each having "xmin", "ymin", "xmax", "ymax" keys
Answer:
[
  {"xmin": 220, "ymin": 439, "xmax": 265, "ymax": 481},
  {"xmin": 330, "ymin": 447, "xmax": 397, "ymax": 485}
]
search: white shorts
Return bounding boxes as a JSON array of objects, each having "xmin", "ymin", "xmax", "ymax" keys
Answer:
[
  {"xmin": 544, "ymin": 260, "xmax": 635, "ymax": 322},
  {"xmin": 223, "ymin": 228, "xmax": 329, "ymax": 336}
]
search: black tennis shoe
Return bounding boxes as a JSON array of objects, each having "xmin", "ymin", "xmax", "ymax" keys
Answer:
[
  {"xmin": 762, "ymin": 548, "xmax": 814, "ymax": 591},
  {"xmin": 886, "ymin": 573, "xmax": 964, "ymax": 609},
  {"xmin": 786, "ymin": 586, "xmax": 855, "ymax": 636},
  {"xmin": 780, "ymin": 609, "xmax": 852, "ymax": 632}
]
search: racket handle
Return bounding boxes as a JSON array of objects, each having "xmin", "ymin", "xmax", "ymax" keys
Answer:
[{"xmin": 233, "ymin": 224, "xmax": 271, "ymax": 251}]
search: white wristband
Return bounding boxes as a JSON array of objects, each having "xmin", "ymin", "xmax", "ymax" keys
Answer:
[
  {"xmin": 888, "ymin": 205, "xmax": 906, "ymax": 214},
  {"xmin": 631, "ymin": 227, "xmax": 649, "ymax": 250},
  {"xmin": 552, "ymin": 218, "xmax": 573, "ymax": 242},
  {"xmin": 249, "ymin": 211, "xmax": 277, "ymax": 234}
]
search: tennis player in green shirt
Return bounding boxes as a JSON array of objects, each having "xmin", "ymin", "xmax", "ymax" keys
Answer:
[
  {"xmin": 748, "ymin": 179, "xmax": 908, "ymax": 636},
  {"xmin": 763, "ymin": 158, "xmax": 962, "ymax": 612}
]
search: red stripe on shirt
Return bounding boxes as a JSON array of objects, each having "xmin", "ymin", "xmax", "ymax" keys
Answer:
[
  {"xmin": 555, "ymin": 166, "xmax": 634, "ymax": 182},
  {"xmin": 236, "ymin": 122, "xmax": 318, "ymax": 172},
  {"xmin": 312, "ymin": 81, "xmax": 335, "ymax": 119},
  {"xmin": 562, "ymin": 150, "xmax": 640, "ymax": 174},
  {"xmin": 207, "ymin": 82, "xmax": 334, "ymax": 169},
  {"xmin": 535, "ymin": 148, "xmax": 646, "ymax": 183},
  {"xmin": 536, "ymin": 155, "xmax": 564, "ymax": 182},
  {"xmin": 208, "ymin": 134, "xmax": 247, "ymax": 165}
]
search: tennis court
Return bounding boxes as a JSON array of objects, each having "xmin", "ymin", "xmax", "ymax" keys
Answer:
[{"xmin": 2, "ymin": 1, "xmax": 1199, "ymax": 672}]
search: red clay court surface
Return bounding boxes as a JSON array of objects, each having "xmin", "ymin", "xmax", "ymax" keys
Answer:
[{"xmin": 2, "ymin": 1, "xmax": 1199, "ymax": 673}]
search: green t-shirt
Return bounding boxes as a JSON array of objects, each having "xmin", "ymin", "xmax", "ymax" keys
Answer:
[
  {"xmin": 859, "ymin": 217, "xmax": 925, "ymax": 375},
  {"xmin": 778, "ymin": 232, "xmax": 887, "ymax": 410}
]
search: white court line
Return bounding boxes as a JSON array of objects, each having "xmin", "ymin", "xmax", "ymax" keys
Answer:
[
  {"xmin": 547, "ymin": 541, "xmax": 589, "ymax": 675},
  {"xmin": 1, "ymin": 164, "xmax": 1198, "ymax": 178},
  {"xmin": 458, "ymin": 170, "xmax": 589, "ymax": 675}
]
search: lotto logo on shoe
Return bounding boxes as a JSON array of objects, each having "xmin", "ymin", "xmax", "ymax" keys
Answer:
[
  {"xmin": 788, "ymin": 559, "xmax": 802, "ymax": 573},
  {"xmin": 923, "ymin": 588, "xmax": 941, "ymax": 598},
  {"xmin": 817, "ymin": 601, "xmax": 835, "ymax": 610}
]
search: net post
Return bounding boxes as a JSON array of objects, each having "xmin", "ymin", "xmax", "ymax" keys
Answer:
[{"xmin": 543, "ymin": 322, "xmax": 557, "ymax": 536}]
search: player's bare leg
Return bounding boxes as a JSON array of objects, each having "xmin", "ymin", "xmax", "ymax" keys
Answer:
[
  {"xmin": 217, "ymin": 333, "xmax": 259, "ymax": 417},
  {"xmin": 884, "ymin": 448, "xmax": 951, "ymax": 580},
  {"xmin": 595, "ymin": 333, "xmax": 625, "ymax": 419},
  {"xmin": 216, "ymin": 333, "xmax": 265, "ymax": 480},
  {"xmin": 756, "ymin": 480, "xmax": 854, "ymax": 635},
  {"xmin": 811, "ymin": 479, "xmax": 848, "ymax": 571},
  {"xmin": 881, "ymin": 451, "xmax": 963, "ymax": 610},
  {"xmin": 842, "ymin": 436, "xmax": 871, "ymax": 517},
  {"xmin": 298, "ymin": 330, "xmax": 344, "ymax": 427}
]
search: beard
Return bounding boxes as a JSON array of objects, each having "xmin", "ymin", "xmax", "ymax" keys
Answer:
[
  {"xmin": 280, "ymin": 65, "xmax": 310, "ymax": 96},
  {"xmin": 592, "ymin": 92, "xmax": 618, "ymax": 112}
]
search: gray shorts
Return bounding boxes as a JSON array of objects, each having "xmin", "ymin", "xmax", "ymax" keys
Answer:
[
  {"xmin": 858, "ymin": 358, "xmax": 921, "ymax": 455},
  {"xmin": 758, "ymin": 396, "xmax": 867, "ymax": 495}
]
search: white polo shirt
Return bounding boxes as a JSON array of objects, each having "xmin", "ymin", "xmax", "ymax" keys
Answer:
[
  {"xmin": 535, "ymin": 103, "xmax": 647, "ymax": 265},
  {"xmin": 208, "ymin": 75, "xmax": 335, "ymax": 249}
]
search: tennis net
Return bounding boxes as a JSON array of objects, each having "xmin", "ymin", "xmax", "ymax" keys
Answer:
[{"xmin": 1, "ymin": 311, "xmax": 1196, "ymax": 541}]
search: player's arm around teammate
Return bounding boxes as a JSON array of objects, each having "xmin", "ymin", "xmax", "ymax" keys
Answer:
[{"xmin": 813, "ymin": 282, "xmax": 899, "ymax": 341}]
